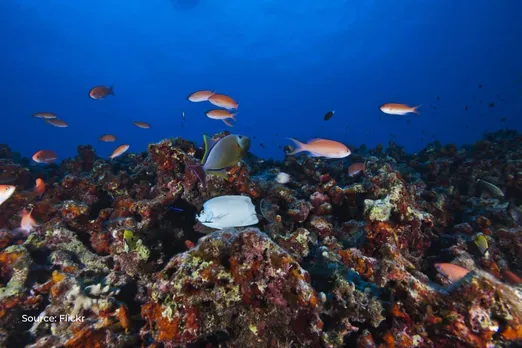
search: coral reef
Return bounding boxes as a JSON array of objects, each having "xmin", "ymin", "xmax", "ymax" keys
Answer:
[{"xmin": 1, "ymin": 129, "xmax": 522, "ymax": 347}]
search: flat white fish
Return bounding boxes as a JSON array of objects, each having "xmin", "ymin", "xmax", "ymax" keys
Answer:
[
  {"xmin": 196, "ymin": 195, "xmax": 258, "ymax": 229},
  {"xmin": 275, "ymin": 172, "xmax": 291, "ymax": 184}
]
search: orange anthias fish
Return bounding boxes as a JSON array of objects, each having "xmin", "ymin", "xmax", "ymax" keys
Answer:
[
  {"xmin": 19, "ymin": 208, "xmax": 39, "ymax": 233},
  {"xmin": 99, "ymin": 134, "xmax": 116, "ymax": 142},
  {"xmin": 187, "ymin": 90, "xmax": 215, "ymax": 102},
  {"xmin": 110, "ymin": 144, "xmax": 130, "ymax": 159},
  {"xmin": 435, "ymin": 263, "xmax": 470, "ymax": 282},
  {"xmin": 502, "ymin": 268, "xmax": 522, "ymax": 285},
  {"xmin": 0, "ymin": 185, "xmax": 15, "ymax": 206},
  {"xmin": 208, "ymin": 94, "xmax": 238, "ymax": 110},
  {"xmin": 348, "ymin": 162, "xmax": 366, "ymax": 177},
  {"xmin": 34, "ymin": 178, "xmax": 45, "ymax": 196},
  {"xmin": 133, "ymin": 121, "xmax": 151, "ymax": 129},
  {"xmin": 205, "ymin": 109, "xmax": 237, "ymax": 126},
  {"xmin": 45, "ymin": 119, "xmax": 68, "ymax": 127},
  {"xmin": 32, "ymin": 150, "xmax": 57, "ymax": 164},
  {"xmin": 380, "ymin": 103, "xmax": 422, "ymax": 115},
  {"xmin": 33, "ymin": 112, "xmax": 57, "ymax": 119},
  {"xmin": 286, "ymin": 138, "xmax": 351, "ymax": 159},
  {"xmin": 89, "ymin": 85, "xmax": 114, "ymax": 100}
]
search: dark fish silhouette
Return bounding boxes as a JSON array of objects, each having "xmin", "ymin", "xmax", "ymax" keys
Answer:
[{"xmin": 323, "ymin": 110, "xmax": 335, "ymax": 121}]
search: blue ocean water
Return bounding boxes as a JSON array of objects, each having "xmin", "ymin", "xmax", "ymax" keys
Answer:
[{"xmin": 2, "ymin": 0, "xmax": 521, "ymax": 162}]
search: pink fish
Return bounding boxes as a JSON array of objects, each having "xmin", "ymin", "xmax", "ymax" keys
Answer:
[
  {"xmin": 348, "ymin": 162, "xmax": 366, "ymax": 176},
  {"xmin": 286, "ymin": 138, "xmax": 351, "ymax": 159},
  {"xmin": 380, "ymin": 103, "xmax": 421, "ymax": 115},
  {"xmin": 187, "ymin": 90, "xmax": 215, "ymax": 102},
  {"xmin": 435, "ymin": 263, "xmax": 470, "ymax": 282}
]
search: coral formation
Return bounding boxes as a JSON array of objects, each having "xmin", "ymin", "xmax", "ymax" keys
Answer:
[{"xmin": 1, "ymin": 129, "xmax": 522, "ymax": 347}]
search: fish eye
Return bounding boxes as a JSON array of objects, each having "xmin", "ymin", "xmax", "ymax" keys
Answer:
[{"xmin": 238, "ymin": 136, "xmax": 243, "ymax": 139}]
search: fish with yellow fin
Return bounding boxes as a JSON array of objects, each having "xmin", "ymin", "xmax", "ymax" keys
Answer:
[
  {"xmin": 474, "ymin": 234, "xmax": 489, "ymax": 259},
  {"xmin": 189, "ymin": 134, "xmax": 250, "ymax": 186},
  {"xmin": 123, "ymin": 229, "xmax": 138, "ymax": 252}
]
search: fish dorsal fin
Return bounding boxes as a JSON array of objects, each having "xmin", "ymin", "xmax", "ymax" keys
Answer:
[
  {"xmin": 307, "ymin": 138, "xmax": 324, "ymax": 144},
  {"xmin": 201, "ymin": 135, "xmax": 220, "ymax": 164}
]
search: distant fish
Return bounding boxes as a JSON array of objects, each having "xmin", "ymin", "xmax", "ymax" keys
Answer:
[
  {"xmin": 89, "ymin": 85, "xmax": 114, "ymax": 100},
  {"xmin": 33, "ymin": 112, "xmax": 57, "ymax": 120},
  {"xmin": 286, "ymin": 138, "xmax": 351, "ymax": 159},
  {"xmin": 189, "ymin": 134, "xmax": 250, "ymax": 186},
  {"xmin": 45, "ymin": 119, "xmax": 68, "ymax": 127},
  {"xmin": 0, "ymin": 185, "xmax": 15, "ymax": 207},
  {"xmin": 32, "ymin": 150, "xmax": 57, "ymax": 164},
  {"xmin": 208, "ymin": 94, "xmax": 238, "ymax": 110},
  {"xmin": 435, "ymin": 263, "xmax": 470, "ymax": 283},
  {"xmin": 275, "ymin": 172, "xmax": 291, "ymax": 184},
  {"xmin": 34, "ymin": 178, "xmax": 45, "ymax": 197},
  {"xmin": 169, "ymin": 206, "xmax": 184, "ymax": 212},
  {"xmin": 502, "ymin": 268, "xmax": 522, "ymax": 285},
  {"xmin": 323, "ymin": 110, "xmax": 335, "ymax": 121},
  {"xmin": 348, "ymin": 162, "xmax": 366, "ymax": 177},
  {"xmin": 182, "ymin": 111, "xmax": 186, "ymax": 120},
  {"xmin": 185, "ymin": 240, "xmax": 195, "ymax": 249},
  {"xmin": 99, "ymin": 134, "xmax": 116, "ymax": 142},
  {"xmin": 477, "ymin": 179, "xmax": 504, "ymax": 198},
  {"xmin": 13, "ymin": 208, "xmax": 39, "ymax": 235},
  {"xmin": 380, "ymin": 103, "xmax": 421, "ymax": 115},
  {"xmin": 123, "ymin": 229, "xmax": 137, "ymax": 252},
  {"xmin": 206, "ymin": 109, "xmax": 237, "ymax": 126},
  {"xmin": 109, "ymin": 144, "xmax": 130, "ymax": 159},
  {"xmin": 187, "ymin": 90, "xmax": 215, "ymax": 102},
  {"xmin": 488, "ymin": 103, "xmax": 495, "ymax": 108},
  {"xmin": 474, "ymin": 234, "xmax": 489, "ymax": 258},
  {"xmin": 133, "ymin": 121, "xmax": 151, "ymax": 129}
]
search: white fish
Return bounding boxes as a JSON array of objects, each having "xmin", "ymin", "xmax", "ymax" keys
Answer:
[
  {"xmin": 275, "ymin": 172, "xmax": 291, "ymax": 184},
  {"xmin": 196, "ymin": 195, "xmax": 258, "ymax": 229},
  {"xmin": 0, "ymin": 185, "xmax": 15, "ymax": 207}
]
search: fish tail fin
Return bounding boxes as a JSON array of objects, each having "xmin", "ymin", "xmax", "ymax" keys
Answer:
[
  {"xmin": 231, "ymin": 112, "xmax": 238, "ymax": 120},
  {"xmin": 109, "ymin": 85, "xmax": 115, "ymax": 95},
  {"xmin": 223, "ymin": 119, "xmax": 234, "ymax": 127},
  {"xmin": 286, "ymin": 138, "xmax": 306, "ymax": 155},
  {"xmin": 412, "ymin": 104, "xmax": 422, "ymax": 114},
  {"xmin": 188, "ymin": 164, "xmax": 206, "ymax": 186}
]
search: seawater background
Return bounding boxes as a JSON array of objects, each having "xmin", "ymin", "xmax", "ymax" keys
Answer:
[{"xmin": 1, "ymin": 0, "xmax": 521, "ymax": 162}]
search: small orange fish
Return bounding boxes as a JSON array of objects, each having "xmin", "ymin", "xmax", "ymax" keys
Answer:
[
  {"xmin": 34, "ymin": 178, "xmax": 45, "ymax": 196},
  {"xmin": 0, "ymin": 185, "xmax": 15, "ymax": 206},
  {"xmin": 99, "ymin": 134, "xmax": 116, "ymax": 142},
  {"xmin": 89, "ymin": 85, "xmax": 114, "ymax": 100},
  {"xmin": 110, "ymin": 144, "xmax": 130, "ymax": 159},
  {"xmin": 502, "ymin": 269, "xmax": 522, "ymax": 285},
  {"xmin": 380, "ymin": 103, "xmax": 421, "ymax": 115},
  {"xmin": 133, "ymin": 121, "xmax": 151, "ymax": 129},
  {"xmin": 205, "ymin": 109, "xmax": 237, "ymax": 126},
  {"xmin": 286, "ymin": 138, "xmax": 351, "ymax": 158},
  {"xmin": 32, "ymin": 150, "xmax": 57, "ymax": 164},
  {"xmin": 435, "ymin": 263, "xmax": 470, "ymax": 282},
  {"xmin": 185, "ymin": 240, "xmax": 195, "ymax": 249},
  {"xmin": 187, "ymin": 90, "xmax": 215, "ymax": 102},
  {"xmin": 20, "ymin": 208, "xmax": 39, "ymax": 233},
  {"xmin": 348, "ymin": 162, "xmax": 366, "ymax": 176},
  {"xmin": 208, "ymin": 94, "xmax": 238, "ymax": 110},
  {"xmin": 33, "ymin": 112, "xmax": 57, "ymax": 119},
  {"xmin": 45, "ymin": 119, "xmax": 68, "ymax": 127}
]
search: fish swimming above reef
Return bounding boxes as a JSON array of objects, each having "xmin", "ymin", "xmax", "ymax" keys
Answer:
[
  {"xmin": 89, "ymin": 85, "xmax": 114, "ymax": 100},
  {"xmin": 196, "ymin": 195, "xmax": 258, "ymax": 229},
  {"xmin": 286, "ymin": 138, "xmax": 351, "ymax": 158},
  {"xmin": 189, "ymin": 134, "xmax": 250, "ymax": 186},
  {"xmin": 435, "ymin": 263, "xmax": 470, "ymax": 283},
  {"xmin": 474, "ymin": 234, "xmax": 489, "ymax": 259},
  {"xmin": 476, "ymin": 179, "xmax": 504, "ymax": 198},
  {"xmin": 0, "ymin": 185, "xmax": 15, "ymax": 207},
  {"xmin": 380, "ymin": 103, "xmax": 421, "ymax": 115}
]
